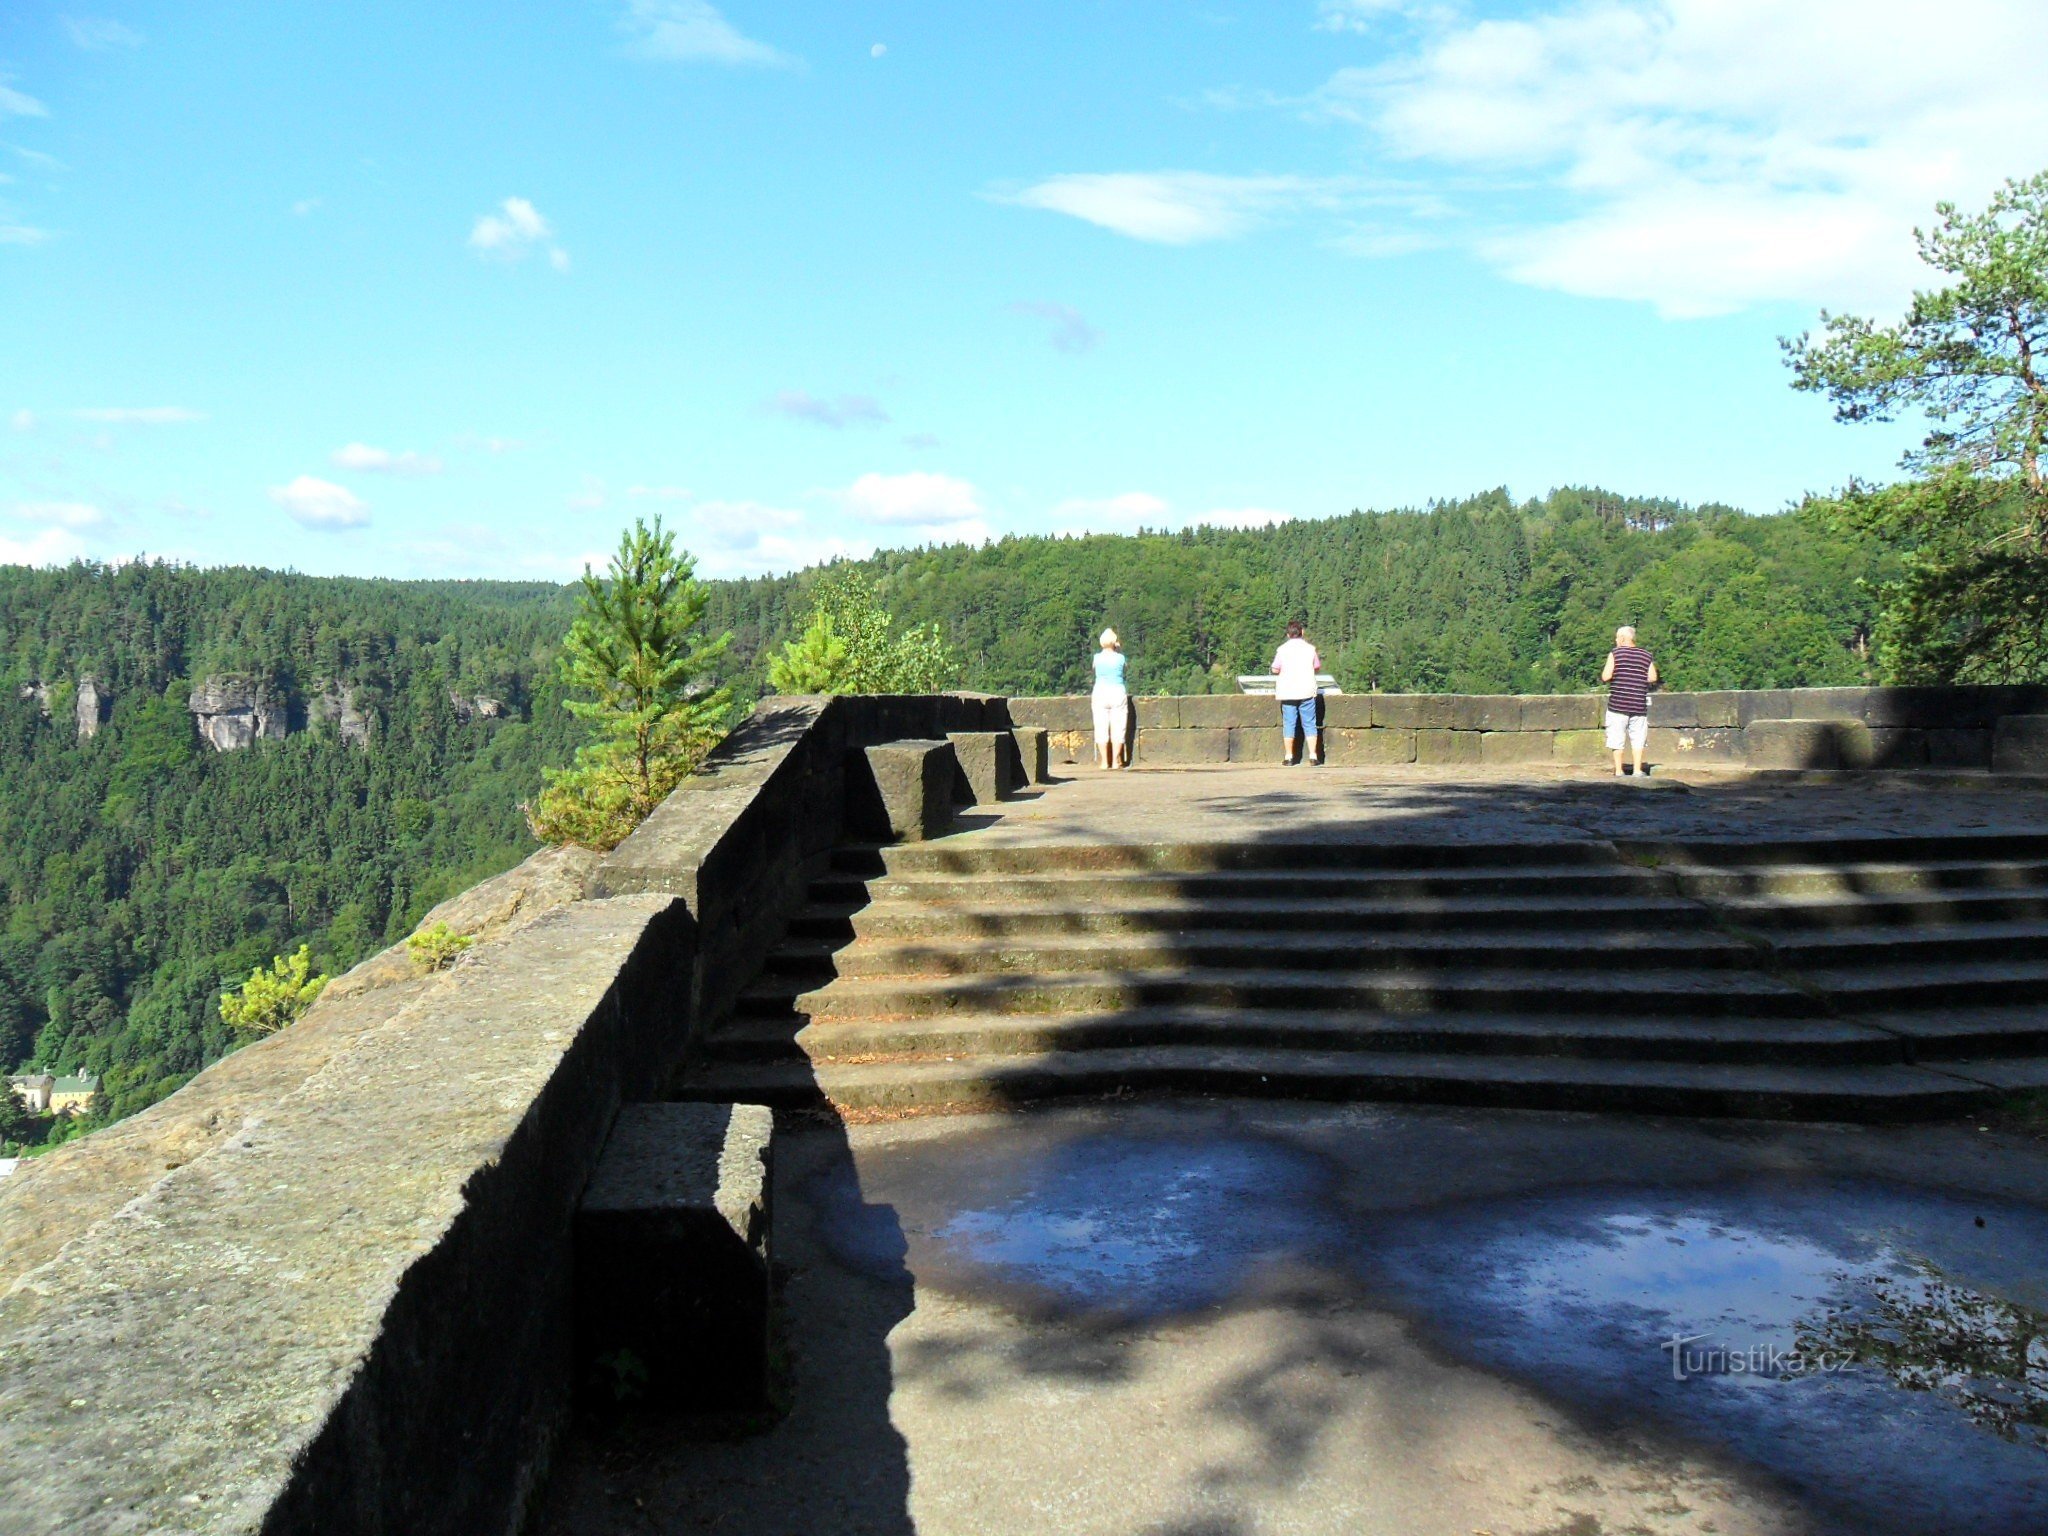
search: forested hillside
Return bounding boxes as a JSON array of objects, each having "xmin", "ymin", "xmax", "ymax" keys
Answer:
[
  {"xmin": 709, "ymin": 487, "xmax": 1892, "ymax": 697},
  {"xmin": 2, "ymin": 485, "xmax": 1891, "ymax": 1138}
]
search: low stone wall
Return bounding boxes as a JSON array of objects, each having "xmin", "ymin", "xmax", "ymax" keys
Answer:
[
  {"xmin": 1009, "ymin": 686, "xmax": 2048, "ymax": 772},
  {"xmin": 0, "ymin": 692, "xmax": 1005, "ymax": 1536}
]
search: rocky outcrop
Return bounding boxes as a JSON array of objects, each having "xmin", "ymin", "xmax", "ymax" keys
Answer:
[
  {"xmin": 449, "ymin": 692, "xmax": 508, "ymax": 724},
  {"xmin": 188, "ymin": 677, "xmax": 289, "ymax": 752},
  {"xmin": 74, "ymin": 677, "xmax": 107, "ymax": 740},
  {"xmin": 311, "ymin": 685, "xmax": 373, "ymax": 748},
  {"xmin": 15, "ymin": 682, "xmax": 51, "ymax": 719}
]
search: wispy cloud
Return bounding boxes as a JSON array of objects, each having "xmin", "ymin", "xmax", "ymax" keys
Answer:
[
  {"xmin": 73, "ymin": 406, "xmax": 204, "ymax": 424},
  {"xmin": 626, "ymin": 484, "xmax": 693, "ymax": 501},
  {"xmin": 0, "ymin": 527, "xmax": 86, "ymax": 566},
  {"xmin": 1007, "ymin": 300, "xmax": 1102, "ymax": 354},
  {"xmin": 270, "ymin": 475, "xmax": 369, "ymax": 530},
  {"xmin": 8, "ymin": 410, "xmax": 32, "ymax": 432},
  {"xmin": 62, "ymin": 16, "xmax": 146, "ymax": 50},
  {"xmin": 998, "ymin": 172, "xmax": 1350, "ymax": 244},
  {"xmin": 8, "ymin": 500, "xmax": 105, "ymax": 529},
  {"xmin": 618, "ymin": 1, "xmax": 792, "ymax": 67},
  {"xmin": 0, "ymin": 86, "xmax": 48, "ymax": 121},
  {"xmin": 1052, "ymin": 491, "xmax": 1294, "ymax": 536},
  {"xmin": 901, "ymin": 432, "xmax": 941, "ymax": 451},
  {"xmin": 331, "ymin": 442, "xmax": 444, "ymax": 476},
  {"xmin": 0, "ymin": 222, "xmax": 52, "ymax": 246},
  {"xmin": 686, "ymin": 499, "xmax": 859, "ymax": 577},
  {"xmin": 766, "ymin": 389, "xmax": 889, "ymax": 429},
  {"xmin": 566, "ymin": 476, "xmax": 607, "ymax": 511},
  {"xmin": 1313, "ymin": 0, "xmax": 1450, "ymax": 32},
  {"xmin": 836, "ymin": 471, "xmax": 990, "ymax": 545},
  {"xmin": 291, "ymin": 197, "xmax": 322, "ymax": 216},
  {"xmin": 468, "ymin": 196, "xmax": 569, "ymax": 269}
]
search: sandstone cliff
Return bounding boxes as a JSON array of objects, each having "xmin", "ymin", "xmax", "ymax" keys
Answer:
[{"xmin": 188, "ymin": 677, "xmax": 289, "ymax": 752}]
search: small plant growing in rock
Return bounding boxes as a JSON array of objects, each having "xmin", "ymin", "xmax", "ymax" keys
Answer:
[
  {"xmin": 406, "ymin": 922, "xmax": 474, "ymax": 974},
  {"xmin": 220, "ymin": 945, "xmax": 330, "ymax": 1035}
]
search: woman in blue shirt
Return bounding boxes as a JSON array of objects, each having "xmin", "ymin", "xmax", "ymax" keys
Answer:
[{"xmin": 1091, "ymin": 629, "xmax": 1129, "ymax": 770}]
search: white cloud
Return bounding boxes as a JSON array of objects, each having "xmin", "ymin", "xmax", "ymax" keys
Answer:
[
  {"xmin": 619, "ymin": 1, "xmax": 790, "ymax": 67},
  {"xmin": 567, "ymin": 476, "xmax": 607, "ymax": 511},
  {"xmin": 62, "ymin": 17, "xmax": 146, "ymax": 50},
  {"xmin": 685, "ymin": 500, "xmax": 861, "ymax": 577},
  {"xmin": 1007, "ymin": 300, "xmax": 1102, "ymax": 354},
  {"xmin": 269, "ymin": 475, "xmax": 369, "ymax": 530},
  {"xmin": 1000, "ymin": 172, "xmax": 1340, "ymax": 244},
  {"xmin": 627, "ymin": 484, "xmax": 693, "ymax": 501},
  {"xmin": 469, "ymin": 197, "xmax": 570, "ymax": 269},
  {"xmin": 292, "ymin": 197, "xmax": 321, "ymax": 216},
  {"xmin": 1052, "ymin": 491, "xmax": 1171, "ymax": 535},
  {"xmin": 73, "ymin": 406, "xmax": 204, "ymax": 423},
  {"xmin": 1194, "ymin": 506, "xmax": 1296, "ymax": 529},
  {"xmin": 8, "ymin": 410, "xmax": 31, "ymax": 432},
  {"xmin": 767, "ymin": 390, "xmax": 889, "ymax": 429},
  {"xmin": 871, "ymin": 43, "xmax": 887, "ymax": 59},
  {"xmin": 1314, "ymin": 0, "xmax": 1450, "ymax": 32},
  {"xmin": 1329, "ymin": 0, "xmax": 2048, "ymax": 316},
  {"xmin": 839, "ymin": 471, "xmax": 984, "ymax": 528},
  {"xmin": 331, "ymin": 442, "xmax": 444, "ymax": 476},
  {"xmin": 0, "ymin": 222, "xmax": 52, "ymax": 246},
  {"xmin": 0, "ymin": 527, "xmax": 85, "ymax": 566},
  {"xmin": 0, "ymin": 87, "xmax": 47, "ymax": 121},
  {"xmin": 8, "ymin": 500, "xmax": 104, "ymax": 528}
]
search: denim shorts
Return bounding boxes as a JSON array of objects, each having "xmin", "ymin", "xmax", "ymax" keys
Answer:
[{"xmin": 1281, "ymin": 697, "xmax": 1317, "ymax": 737}]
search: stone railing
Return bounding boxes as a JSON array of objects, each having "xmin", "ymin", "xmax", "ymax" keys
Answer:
[
  {"xmin": 1009, "ymin": 686, "xmax": 2048, "ymax": 772},
  {"xmin": 0, "ymin": 693, "xmax": 1003, "ymax": 1536}
]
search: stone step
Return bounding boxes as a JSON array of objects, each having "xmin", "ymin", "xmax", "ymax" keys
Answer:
[
  {"xmin": 1710, "ymin": 887, "xmax": 2048, "ymax": 929},
  {"xmin": 1793, "ymin": 958, "xmax": 2048, "ymax": 1009},
  {"xmin": 765, "ymin": 927, "xmax": 1758, "ymax": 981},
  {"xmin": 739, "ymin": 966, "xmax": 1818, "ymax": 1022},
  {"xmin": 1757, "ymin": 919, "xmax": 2048, "ymax": 966},
  {"xmin": 1670, "ymin": 859, "xmax": 2048, "ymax": 899},
  {"xmin": 672, "ymin": 1049, "xmax": 1993, "ymax": 1123},
  {"xmin": 1860, "ymin": 1005, "xmax": 2048, "ymax": 1059},
  {"xmin": 789, "ymin": 892, "xmax": 1710, "ymax": 942},
  {"xmin": 707, "ymin": 1005, "xmax": 1907, "ymax": 1068},
  {"xmin": 1642, "ymin": 833, "xmax": 2048, "ymax": 868},
  {"xmin": 808, "ymin": 864, "xmax": 1676, "ymax": 908},
  {"xmin": 834, "ymin": 838, "xmax": 1628, "ymax": 877}
]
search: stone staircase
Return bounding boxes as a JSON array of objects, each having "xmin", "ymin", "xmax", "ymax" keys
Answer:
[{"xmin": 673, "ymin": 833, "xmax": 2048, "ymax": 1121}]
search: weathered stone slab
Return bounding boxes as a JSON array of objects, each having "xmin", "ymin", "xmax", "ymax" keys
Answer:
[
  {"xmin": 1133, "ymin": 696, "xmax": 1182, "ymax": 730},
  {"xmin": 1519, "ymin": 694, "xmax": 1600, "ymax": 731},
  {"xmin": 1690, "ymin": 692, "xmax": 1742, "ymax": 728},
  {"xmin": 1480, "ymin": 730, "xmax": 1553, "ymax": 764},
  {"xmin": 576, "ymin": 1103, "xmax": 773, "ymax": 1413},
  {"xmin": 1452, "ymin": 695, "xmax": 1522, "ymax": 732},
  {"xmin": 1000, "ymin": 696, "xmax": 1089, "ymax": 733},
  {"xmin": 1321, "ymin": 693, "xmax": 1374, "ymax": 729},
  {"xmin": 1179, "ymin": 694, "xmax": 1273, "ymax": 729},
  {"xmin": 1135, "ymin": 727, "xmax": 1232, "ymax": 764},
  {"xmin": 1327, "ymin": 727, "xmax": 1416, "ymax": 764},
  {"xmin": 947, "ymin": 730, "xmax": 1025, "ymax": 805},
  {"xmin": 847, "ymin": 741, "xmax": 954, "ymax": 842},
  {"xmin": 1370, "ymin": 694, "xmax": 1454, "ymax": 730},
  {"xmin": 1927, "ymin": 727, "xmax": 1993, "ymax": 769},
  {"xmin": 1744, "ymin": 718, "xmax": 1842, "ymax": 769},
  {"xmin": 1645, "ymin": 727, "xmax": 1745, "ymax": 765},
  {"xmin": 1415, "ymin": 728, "xmax": 1482, "ymax": 765},
  {"xmin": 1649, "ymin": 692, "xmax": 1700, "ymax": 729},
  {"xmin": 1993, "ymin": 715, "xmax": 2048, "ymax": 774},
  {"xmin": 1045, "ymin": 728, "xmax": 1088, "ymax": 765},
  {"xmin": 1011, "ymin": 726, "xmax": 1050, "ymax": 785},
  {"xmin": 1554, "ymin": 729, "xmax": 1608, "ymax": 764},
  {"xmin": 1226, "ymin": 726, "xmax": 1280, "ymax": 762},
  {"xmin": 1839, "ymin": 726, "xmax": 1928, "ymax": 770}
]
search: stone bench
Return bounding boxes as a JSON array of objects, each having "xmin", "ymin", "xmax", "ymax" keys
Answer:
[
  {"xmin": 846, "ymin": 739, "xmax": 957, "ymax": 842},
  {"xmin": 947, "ymin": 730, "xmax": 1025, "ymax": 805},
  {"xmin": 575, "ymin": 1102, "xmax": 774, "ymax": 1413}
]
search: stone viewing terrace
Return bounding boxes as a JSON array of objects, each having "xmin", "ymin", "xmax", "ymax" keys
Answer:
[{"xmin": 4, "ymin": 687, "xmax": 2048, "ymax": 1536}]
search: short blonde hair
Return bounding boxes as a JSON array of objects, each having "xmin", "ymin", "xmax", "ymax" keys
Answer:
[
  {"xmin": 1100, "ymin": 628, "xmax": 1119, "ymax": 648},
  {"xmin": 1616, "ymin": 625, "xmax": 1637, "ymax": 644}
]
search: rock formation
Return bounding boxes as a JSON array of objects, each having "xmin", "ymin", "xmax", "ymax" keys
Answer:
[
  {"xmin": 74, "ymin": 677, "xmax": 107, "ymax": 740},
  {"xmin": 15, "ymin": 683, "xmax": 51, "ymax": 719},
  {"xmin": 311, "ymin": 685, "xmax": 373, "ymax": 748},
  {"xmin": 187, "ymin": 677, "xmax": 289, "ymax": 752},
  {"xmin": 449, "ymin": 692, "xmax": 508, "ymax": 724}
]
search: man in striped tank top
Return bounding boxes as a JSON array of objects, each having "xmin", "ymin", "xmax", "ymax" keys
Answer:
[{"xmin": 1600, "ymin": 625, "xmax": 1659, "ymax": 778}]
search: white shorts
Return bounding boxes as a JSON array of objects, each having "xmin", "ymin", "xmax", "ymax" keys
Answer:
[
  {"xmin": 1604, "ymin": 709, "xmax": 1648, "ymax": 750},
  {"xmin": 1092, "ymin": 690, "xmax": 1129, "ymax": 746}
]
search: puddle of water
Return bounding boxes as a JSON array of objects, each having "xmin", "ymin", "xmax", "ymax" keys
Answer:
[{"xmin": 1365, "ymin": 1183, "xmax": 2048, "ymax": 1536}]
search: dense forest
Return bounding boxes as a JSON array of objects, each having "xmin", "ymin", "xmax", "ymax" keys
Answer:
[{"xmin": 3, "ymin": 485, "xmax": 1892, "ymax": 1140}]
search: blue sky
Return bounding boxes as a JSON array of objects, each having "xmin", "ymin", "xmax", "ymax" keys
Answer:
[{"xmin": 4, "ymin": 0, "xmax": 2045, "ymax": 579}]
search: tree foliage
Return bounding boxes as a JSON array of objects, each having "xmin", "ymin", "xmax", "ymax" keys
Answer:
[
  {"xmin": 1785, "ymin": 170, "xmax": 2048, "ymax": 682},
  {"xmin": 218, "ymin": 945, "xmax": 329, "ymax": 1035},
  {"xmin": 767, "ymin": 568, "xmax": 957, "ymax": 694},
  {"xmin": 527, "ymin": 519, "xmax": 732, "ymax": 850}
]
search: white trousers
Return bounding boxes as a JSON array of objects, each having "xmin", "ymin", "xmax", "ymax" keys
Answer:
[{"xmin": 1092, "ymin": 689, "xmax": 1129, "ymax": 747}]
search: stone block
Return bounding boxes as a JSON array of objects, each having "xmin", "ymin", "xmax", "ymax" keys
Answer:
[
  {"xmin": 846, "ymin": 740, "xmax": 954, "ymax": 842},
  {"xmin": 1011, "ymin": 726, "xmax": 1049, "ymax": 785},
  {"xmin": 1646, "ymin": 727, "xmax": 1745, "ymax": 765},
  {"xmin": 1046, "ymin": 728, "xmax": 1088, "ymax": 764},
  {"xmin": 1743, "ymin": 718, "xmax": 1841, "ymax": 769},
  {"xmin": 1452, "ymin": 695, "xmax": 1523, "ymax": 731},
  {"xmin": 577, "ymin": 1103, "xmax": 774, "ymax": 1413},
  {"xmin": 1226, "ymin": 726, "xmax": 1281, "ymax": 762},
  {"xmin": 1372, "ymin": 694, "xmax": 1454, "ymax": 730},
  {"xmin": 1840, "ymin": 726, "xmax": 1927, "ymax": 770},
  {"xmin": 1328, "ymin": 727, "xmax": 1416, "ymax": 764},
  {"xmin": 1648, "ymin": 692, "xmax": 1700, "ymax": 729},
  {"xmin": 1321, "ymin": 693, "xmax": 1374, "ymax": 729},
  {"xmin": 1927, "ymin": 727, "xmax": 1992, "ymax": 769},
  {"xmin": 1133, "ymin": 696, "xmax": 1182, "ymax": 729},
  {"xmin": 947, "ymin": 730, "xmax": 1024, "ymax": 804},
  {"xmin": 1135, "ymin": 727, "xmax": 1232, "ymax": 764},
  {"xmin": 1554, "ymin": 729, "xmax": 1608, "ymax": 764},
  {"xmin": 1691, "ymin": 692, "xmax": 1742, "ymax": 728},
  {"xmin": 1993, "ymin": 715, "xmax": 2048, "ymax": 774},
  {"xmin": 1480, "ymin": 730, "xmax": 1554, "ymax": 765},
  {"xmin": 1180, "ymin": 694, "xmax": 1273, "ymax": 729},
  {"xmin": 1005, "ymin": 696, "xmax": 1090, "ymax": 732},
  {"xmin": 1519, "ymin": 694, "xmax": 1600, "ymax": 731},
  {"xmin": 1415, "ymin": 728, "xmax": 1482, "ymax": 765}
]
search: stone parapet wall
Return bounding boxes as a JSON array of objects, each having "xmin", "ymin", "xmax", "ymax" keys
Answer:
[{"xmin": 1009, "ymin": 687, "xmax": 2048, "ymax": 772}]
